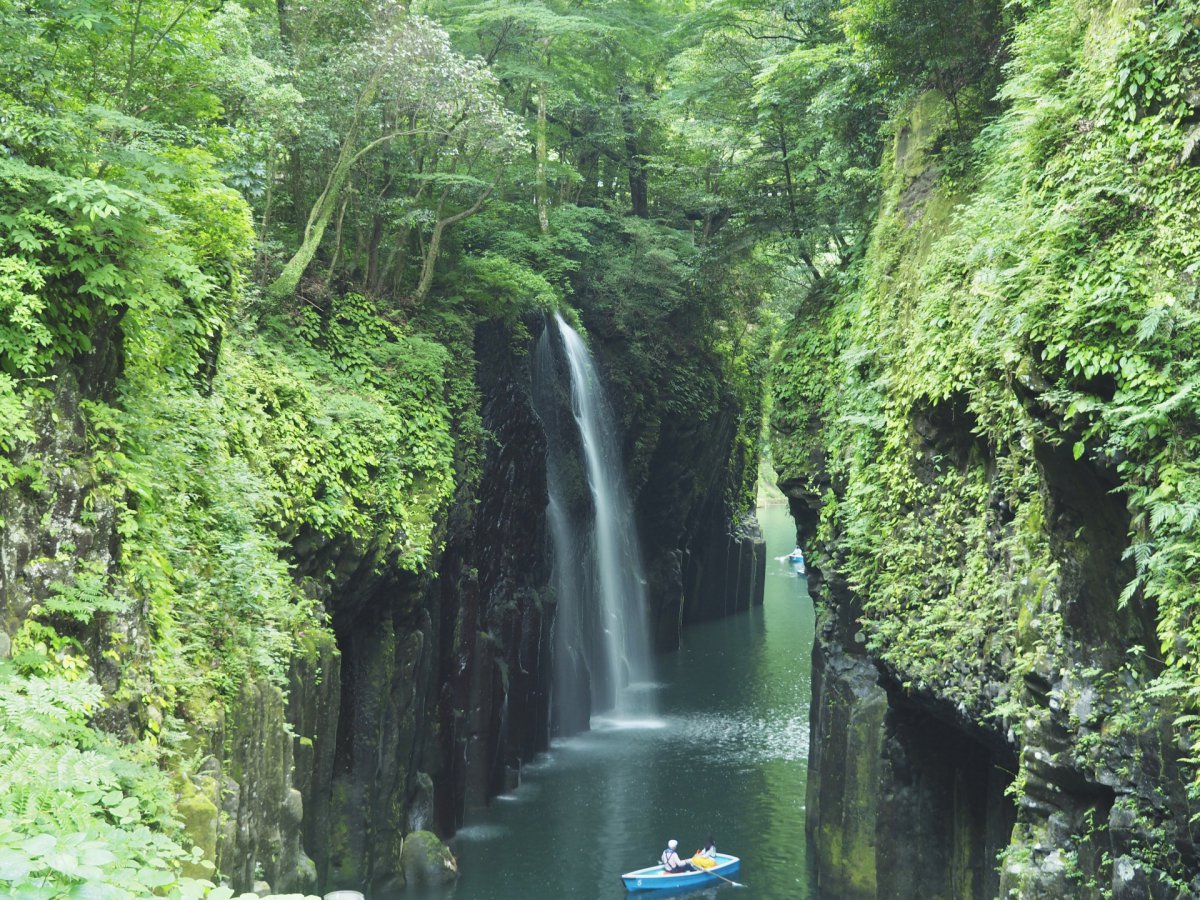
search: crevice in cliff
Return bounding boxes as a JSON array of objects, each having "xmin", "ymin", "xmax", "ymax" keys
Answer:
[
  {"xmin": 911, "ymin": 392, "xmax": 986, "ymax": 474},
  {"xmin": 1034, "ymin": 438, "xmax": 1149, "ymax": 660},
  {"xmin": 878, "ymin": 692, "xmax": 1017, "ymax": 900},
  {"xmin": 807, "ymin": 629, "xmax": 1020, "ymax": 900}
]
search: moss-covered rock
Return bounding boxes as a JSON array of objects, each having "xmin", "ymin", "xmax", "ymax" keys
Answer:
[
  {"xmin": 178, "ymin": 776, "xmax": 220, "ymax": 879},
  {"xmin": 400, "ymin": 830, "xmax": 459, "ymax": 887},
  {"xmin": 774, "ymin": 0, "xmax": 1200, "ymax": 894}
]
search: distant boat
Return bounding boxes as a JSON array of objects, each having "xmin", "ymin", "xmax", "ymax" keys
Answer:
[
  {"xmin": 621, "ymin": 853, "xmax": 741, "ymax": 892},
  {"xmin": 776, "ymin": 547, "xmax": 806, "ymax": 576}
]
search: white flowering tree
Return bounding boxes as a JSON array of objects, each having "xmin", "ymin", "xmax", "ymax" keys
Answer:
[{"xmin": 267, "ymin": 11, "xmax": 524, "ymax": 301}]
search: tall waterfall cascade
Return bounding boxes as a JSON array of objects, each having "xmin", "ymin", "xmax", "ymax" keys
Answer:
[{"xmin": 532, "ymin": 313, "xmax": 654, "ymax": 733}]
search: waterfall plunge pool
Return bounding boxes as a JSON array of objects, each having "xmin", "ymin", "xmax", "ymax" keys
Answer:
[{"xmin": 404, "ymin": 504, "xmax": 816, "ymax": 900}]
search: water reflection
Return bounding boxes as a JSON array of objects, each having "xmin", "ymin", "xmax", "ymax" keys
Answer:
[{"xmin": 404, "ymin": 505, "xmax": 814, "ymax": 900}]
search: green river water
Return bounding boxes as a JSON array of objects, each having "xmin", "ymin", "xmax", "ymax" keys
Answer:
[{"xmin": 412, "ymin": 503, "xmax": 815, "ymax": 899}]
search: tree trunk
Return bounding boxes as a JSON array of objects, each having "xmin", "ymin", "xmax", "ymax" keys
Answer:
[
  {"xmin": 325, "ymin": 191, "xmax": 350, "ymax": 285},
  {"xmin": 413, "ymin": 179, "xmax": 499, "ymax": 304},
  {"xmin": 366, "ymin": 162, "xmax": 394, "ymax": 292},
  {"xmin": 414, "ymin": 215, "xmax": 449, "ymax": 303},
  {"xmin": 267, "ymin": 27, "xmax": 429, "ymax": 301},
  {"xmin": 619, "ymin": 84, "xmax": 649, "ymax": 218},
  {"xmin": 536, "ymin": 83, "xmax": 550, "ymax": 233},
  {"xmin": 776, "ymin": 111, "xmax": 801, "ymax": 235},
  {"xmin": 269, "ymin": 127, "xmax": 429, "ymax": 300},
  {"xmin": 276, "ymin": 0, "xmax": 292, "ymax": 48}
]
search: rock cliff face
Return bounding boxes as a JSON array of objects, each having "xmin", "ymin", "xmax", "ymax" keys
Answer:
[
  {"xmin": 775, "ymin": 32, "xmax": 1200, "ymax": 892},
  {"xmin": 1, "ymin": 308, "xmax": 764, "ymax": 895},
  {"xmin": 791, "ymin": 436, "xmax": 1196, "ymax": 897},
  {"xmin": 0, "ymin": 332, "xmax": 125, "ymax": 707},
  {"xmin": 801, "ymin": 555, "xmax": 1017, "ymax": 900},
  {"xmin": 579, "ymin": 315, "xmax": 766, "ymax": 649},
  {"xmin": 263, "ymin": 317, "xmax": 556, "ymax": 893},
  {"xmin": 639, "ymin": 401, "xmax": 766, "ymax": 640}
]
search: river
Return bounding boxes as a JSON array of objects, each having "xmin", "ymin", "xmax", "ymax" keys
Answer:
[{"xmin": 413, "ymin": 503, "xmax": 815, "ymax": 899}]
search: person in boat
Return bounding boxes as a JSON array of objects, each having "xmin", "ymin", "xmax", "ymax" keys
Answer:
[
  {"xmin": 691, "ymin": 835, "xmax": 718, "ymax": 870},
  {"xmin": 660, "ymin": 839, "xmax": 696, "ymax": 873}
]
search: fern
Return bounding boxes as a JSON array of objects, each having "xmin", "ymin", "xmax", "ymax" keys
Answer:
[
  {"xmin": 43, "ymin": 562, "xmax": 130, "ymax": 624},
  {"xmin": 0, "ymin": 662, "xmax": 225, "ymax": 898}
]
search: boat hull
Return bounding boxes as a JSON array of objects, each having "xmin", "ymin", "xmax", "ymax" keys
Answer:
[{"xmin": 621, "ymin": 854, "xmax": 741, "ymax": 892}]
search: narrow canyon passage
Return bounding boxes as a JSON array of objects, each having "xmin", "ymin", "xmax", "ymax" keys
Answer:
[{"xmin": 403, "ymin": 504, "xmax": 814, "ymax": 900}]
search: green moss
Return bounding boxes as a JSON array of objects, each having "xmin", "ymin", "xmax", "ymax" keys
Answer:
[
  {"xmin": 400, "ymin": 830, "xmax": 458, "ymax": 886},
  {"xmin": 177, "ymin": 778, "xmax": 219, "ymax": 879},
  {"xmin": 893, "ymin": 92, "xmax": 954, "ymax": 185}
]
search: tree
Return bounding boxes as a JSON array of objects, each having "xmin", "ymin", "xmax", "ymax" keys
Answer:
[
  {"xmin": 266, "ymin": 14, "xmax": 523, "ymax": 301},
  {"xmin": 841, "ymin": 0, "xmax": 1006, "ymax": 132}
]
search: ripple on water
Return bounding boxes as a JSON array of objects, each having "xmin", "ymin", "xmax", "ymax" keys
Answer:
[
  {"xmin": 671, "ymin": 712, "xmax": 809, "ymax": 762},
  {"xmin": 453, "ymin": 824, "xmax": 507, "ymax": 842},
  {"xmin": 590, "ymin": 714, "xmax": 669, "ymax": 731},
  {"xmin": 493, "ymin": 786, "xmax": 533, "ymax": 803}
]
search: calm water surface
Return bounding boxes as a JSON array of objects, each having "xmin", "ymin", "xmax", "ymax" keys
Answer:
[{"xmin": 412, "ymin": 504, "xmax": 815, "ymax": 900}]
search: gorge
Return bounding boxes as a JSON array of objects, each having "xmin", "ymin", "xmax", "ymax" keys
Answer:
[{"xmin": 2, "ymin": 0, "xmax": 1200, "ymax": 897}]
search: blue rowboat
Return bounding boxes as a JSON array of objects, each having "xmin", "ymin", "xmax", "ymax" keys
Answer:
[{"xmin": 621, "ymin": 854, "xmax": 741, "ymax": 892}]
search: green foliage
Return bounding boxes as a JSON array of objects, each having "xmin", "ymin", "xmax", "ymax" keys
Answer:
[
  {"xmin": 0, "ymin": 659, "xmax": 222, "ymax": 898},
  {"xmin": 771, "ymin": 0, "xmax": 1200, "ymax": 883},
  {"xmin": 44, "ymin": 562, "xmax": 129, "ymax": 625},
  {"xmin": 451, "ymin": 252, "xmax": 561, "ymax": 324},
  {"xmin": 90, "ymin": 294, "xmax": 458, "ymax": 723},
  {"xmin": 841, "ymin": 0, "xmax": 1006, "ymax": 129},
  {"xmin": 0, "ymin": 150, "xmax": 249, "ymax": 385},
  {"xmin": 1, "ymin": 0, "xmax": 769, "ymax": 891},
  {"xmin": 249, "ymin": 300, "xmax": 457, "ymax": 567}
]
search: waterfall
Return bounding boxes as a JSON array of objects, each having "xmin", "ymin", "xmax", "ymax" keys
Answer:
[{"xmin": 533, "ymin": 313, "xmax": 653, "ymax": 731}]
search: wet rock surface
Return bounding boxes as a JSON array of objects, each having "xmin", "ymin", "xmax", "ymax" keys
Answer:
[{"xmin": 399, "ymin": 831, "xmax": 459, "ymax": 887}]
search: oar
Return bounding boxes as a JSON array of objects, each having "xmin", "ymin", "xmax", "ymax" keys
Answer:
[
  {"xmin": 693, "ymin": 860, "xmax": 745, "ymax": 889},
  {"xmin": 708, "ymin": 868, "xmax": 745, "ymax": 889}
]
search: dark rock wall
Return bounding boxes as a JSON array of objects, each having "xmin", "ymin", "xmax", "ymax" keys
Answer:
[
  {"xmin": 275, "ymin": 317, "xmax": 555, "ymax": 893},
  {"xmin": 801, "ymin": 523, "xmax": 1018, "ymax": 900},
  {"xmin": 433, "ymin": 319, "xmax": 553, "ymax": 825},
  {"xmin": 599, "ymin": 337, "xmax": 766, "ymax": 649},
  {"xmin": 0, "ymin": 340, "xmax": 128, "ymax": 715},
  {"xmin": 220, "ymin": 678, "xmax": 317, "ymax": 893},
  {"xmin": 773, "ymin": 73, "xmax": 1200, "ymax": 896},
  {"xmin": 287, "ymin": 631, "xmax": 341, "ymax": 885},
  {"xmin": 641, "ymin": 425, "xmax": 767, "ymax": 648},
  {"xmin": 0, "ymin": 369, "xmax": 116, "ymax": 635},
  {"xmin": 679, "ymin": 512, "xmax": 765, "ymax": 626},
  {"xmin": 806, "ymin": 637, "xmax": 887, "ymax": 898}
]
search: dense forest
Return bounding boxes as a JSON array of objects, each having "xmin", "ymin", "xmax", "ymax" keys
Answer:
[{"xmin": 1, "ymin": 0, "xmax": 1199, "ymax": 895}]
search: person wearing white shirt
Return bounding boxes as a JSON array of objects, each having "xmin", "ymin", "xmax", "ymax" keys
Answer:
[{"xmin": 659, "ymin": 839, "xmax": 695, "ymax": 873}]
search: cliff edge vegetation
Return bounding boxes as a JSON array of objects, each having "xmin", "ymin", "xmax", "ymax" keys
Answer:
[{"xmin": 769, "ymin": 0, "xmax": 1200, "ymax": 893}]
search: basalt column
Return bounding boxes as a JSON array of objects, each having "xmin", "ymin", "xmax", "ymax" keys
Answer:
[{"xmin": 435, "ymin": 318, "xmax": 555, "ymax": 826}]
